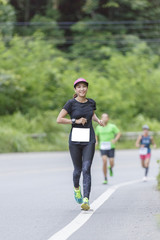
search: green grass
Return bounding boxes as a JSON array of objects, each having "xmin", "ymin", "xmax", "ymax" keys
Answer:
[
  {"xmin": 156, "ymin": 214, "xmax": 160, "ymax": 228},
  {"xmin": 0, "ymin": 120, "xmax": 140, "ymax": 153},
  {"xmin": 0, "ymin": 111, "xmax": 69, "ymax": 153},
  {"xmin": 0, "ymin": 130, "xmax": 158, "ymax": 153},
  {"xmin": 0, "ymin": 112, "xmax": 160, "ymax": 154},
  {"xmin": 0, "ymin": 129, "xmax": 137, "ymax": 153}
]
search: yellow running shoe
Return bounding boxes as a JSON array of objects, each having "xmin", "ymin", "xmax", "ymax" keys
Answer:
[
  {"xmin": 74, "ymin": 186, "xmax": 83, "ymax": 204},
  {"xmin": 81, "ymin": 197, "xmax": 90, "ymax": 211}
]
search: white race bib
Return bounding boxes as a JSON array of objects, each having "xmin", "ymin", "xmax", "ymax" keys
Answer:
[
  {"xmin": 71, "ymin": 128, "xmax": 90, "ymax": 142},
  {"xmin": 139, "ymin": 147, "xmax": 148, "ymax": 155},
  {"xmin": 100, "ymin": 142, "xmax": 111, "ymax": 150}
]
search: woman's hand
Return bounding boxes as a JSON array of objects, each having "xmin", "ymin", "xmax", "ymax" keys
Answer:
[
  {"xmin": 76, "ymin": 117, "xmax": 87, "ymax": 126},
  {"xmin": 92, "ymin": 113, "xmax": 104, "ymax": 126},
  {"xmin": 98, "ymin": 119, "xmax": 104, "ymax": 126}
]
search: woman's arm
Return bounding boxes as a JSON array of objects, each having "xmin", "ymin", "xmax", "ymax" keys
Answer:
[
  {"xmin": 57, "ymin": 109, "xmax": 72, "ymax": 124},
  {"xmin": 92, "ymin": 112, "xmax": 104, "ymax": 126},
  {"xmin": 135, "ymin": 135, "xmax": 142, "ymax": 148},
  {"xmin": 57, "ymin": 109, "xmax": 87, "ymax": 125}
]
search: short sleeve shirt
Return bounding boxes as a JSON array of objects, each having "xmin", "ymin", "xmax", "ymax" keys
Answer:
[
  {"xmin": 63, "ymin": 98, "xmax": 96, "ymax": 145},
  {"xmin": 95, "ymin": 123, "xmax": 120, "ymax": 149}
]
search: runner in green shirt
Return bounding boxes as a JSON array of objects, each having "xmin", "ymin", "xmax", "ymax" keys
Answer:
[{"xmin": 95, "ymin": 113, "xmax": 121, "ymax": 184}]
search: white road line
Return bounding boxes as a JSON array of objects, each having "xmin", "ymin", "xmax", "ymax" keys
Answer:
[{"xmin": 48, "ymin": 178, "xmax": 155, "ymax": 240}]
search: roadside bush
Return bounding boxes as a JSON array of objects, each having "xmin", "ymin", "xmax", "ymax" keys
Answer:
[
  {"xmin": 0, "ymin": 111, "xmax": 70, "ymax": 152},
  {"xmin": 0, "ymin": 128, "xmax": 29, "ymax": 152},
  {"xmin": 0, "ymin": 2, "xmax": 16, "ymax": 39}
]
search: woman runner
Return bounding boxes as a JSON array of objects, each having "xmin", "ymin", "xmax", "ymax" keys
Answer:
[
  {"xmin": 57, "ymin": 78, "xmax": 103, "ymax": 210},
  {"xmin": 136, "ymin": 125, "xmax": 156, "ymax": 181}
]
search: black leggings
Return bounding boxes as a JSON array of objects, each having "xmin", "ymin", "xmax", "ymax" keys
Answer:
[{"xmin": 69, "ymin": 143, "xmax": 95, "ymax": 199}]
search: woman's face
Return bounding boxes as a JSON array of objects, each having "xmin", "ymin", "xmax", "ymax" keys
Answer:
[
  {"xmin": 75, "ymin": 83, "xmax": 88, "ymax": 97},
  {"xmin": 143, "ymin": 129, "xmax": 149, "ymax": 135}
]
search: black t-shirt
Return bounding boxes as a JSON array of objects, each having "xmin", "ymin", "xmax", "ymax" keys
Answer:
[{"xmin": 63, "ymin": 98, "xmax": 96, "ymax": 145}]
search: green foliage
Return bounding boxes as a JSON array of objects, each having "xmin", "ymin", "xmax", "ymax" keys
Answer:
[
  {"xmin": 0, "ymin": 1, "xmax": 16, "ymax": 39},
  {"xmin": 0, "ymin": 32, "xmax": 160, "ymax": 152},
  {"xmin": 0, "ymin": 70, "xmax": 24, "ymax": 114},
  {"xmin": 0, "ymin": 34, "xmax": 68, "ymax": 114},
  {"xmin": 82, "ymin": 0, "xmax": 99, "ymax": 14},
  {"xmin": 0, "ymin": 127, "xmax": 29, "ymax": 152},
  {"xmin": 0, "ymin": 0, "xmax": 8, "ymax": 4},
  {"xmin": 128, "ymin": 115, "xmax": 160, "ymax": 132},
  {"xmin": 95, "ymin": 46, "xmax": 160, "ymax": 122},
  {"xmin": 0, "ymin": 0, "xmax": 160, "ymax": 152},
  {"xmin": 0, "ymin": 111, "xmax": 69, "ymax": 153},
  {"xmin": 62, "ymin": 43, "xmax": 160, "ymax": 127},
  {"xmin": 17, "ymin": 14, "xmax": 64, "ymax": 41}
]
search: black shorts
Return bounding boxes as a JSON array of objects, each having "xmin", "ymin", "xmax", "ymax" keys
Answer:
[{"xmin": 100, "ymin": 148, "xmax": 115, "ymax": 158}]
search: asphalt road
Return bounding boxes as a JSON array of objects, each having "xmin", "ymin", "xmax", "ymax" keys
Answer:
[{"xmin": 0, "ymin": 149, "xmax": 160, "ymax": 240}]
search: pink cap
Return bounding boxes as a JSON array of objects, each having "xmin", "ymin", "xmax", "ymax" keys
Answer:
[{"xmin": 74, "ymin": 78, "xmax": 89, "ymax": 88}]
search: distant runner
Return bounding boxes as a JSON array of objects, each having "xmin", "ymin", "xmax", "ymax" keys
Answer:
[
  {"xmin": 95, "ymin": 113, "xmax": 121, "ymax": 184},
  {"xmin": 57, "ymin": 78, "xmax": 103, "ymax": 211},
  {"xmin": 136, "ymin": 125, "xmax": 156, "ymax": 181}
]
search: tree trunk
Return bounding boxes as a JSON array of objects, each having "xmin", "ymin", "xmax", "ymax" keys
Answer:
[
  {"xmin": 52, "ymin": 0, "xmax": 60, "ymax": 10},
  {"xmin": 24, "ymin": 0, "xmax": 30, "ymax": 21}
]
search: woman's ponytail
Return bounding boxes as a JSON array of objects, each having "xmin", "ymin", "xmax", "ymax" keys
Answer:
[{"xmin": 73, "ymin": 93, "xmax": 78, "ymax": 98}]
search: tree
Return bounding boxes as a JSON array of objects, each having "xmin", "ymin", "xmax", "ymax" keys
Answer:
[{"xmin": 0, "ymin": 1, "xmax": 16, "ymax": 40}]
